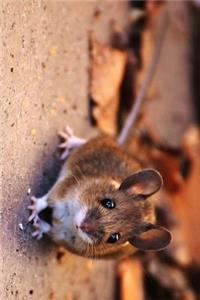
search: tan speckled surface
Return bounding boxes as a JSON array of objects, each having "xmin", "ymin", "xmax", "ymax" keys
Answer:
[{"xmin": 0, "ymin": 1, "xmax": 129, "ymax": 299}]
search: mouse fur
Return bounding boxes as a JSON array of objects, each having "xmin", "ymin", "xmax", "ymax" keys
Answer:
[{"xmin": 29, "ymin": 133, "xmax": 171, "ymax": 259}]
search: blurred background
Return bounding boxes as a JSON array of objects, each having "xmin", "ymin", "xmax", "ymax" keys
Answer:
[
  {"xmin": 1, "ymin": 1, "xmax": 200, "ymax": 299},
  {"xmin": 90, "ymin": 2, "xmax": 200, "ymax": 299}
]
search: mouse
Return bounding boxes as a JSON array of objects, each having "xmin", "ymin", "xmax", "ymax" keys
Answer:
[
  {"xmin": 28, "ymin": 126, "xmax": 172, "ymax": 259},
  {"xmin": 28, "ymin": 22, "xmax": 172, "ymax": 258}
]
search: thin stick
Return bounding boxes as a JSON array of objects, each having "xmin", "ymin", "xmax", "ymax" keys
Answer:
[{"xmin": 118, "ymin": 12, "xmax": 169, "ymax": 145}]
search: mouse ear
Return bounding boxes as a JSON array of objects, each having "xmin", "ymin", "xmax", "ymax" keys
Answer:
[
  {"xmin": 129, "ymin": 223, "xmax": 172, "ymax": 251},
  {"xmin": 119, "ymin": 169, "xmax": 163, "ymax": 197}
]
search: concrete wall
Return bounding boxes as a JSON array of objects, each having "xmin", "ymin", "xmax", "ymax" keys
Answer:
[{"xmin": 0, "ymin": 2, "xmax": 129, "ymax": 299}]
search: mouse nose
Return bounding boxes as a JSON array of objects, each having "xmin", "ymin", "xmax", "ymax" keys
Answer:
[{"xmin": 80, "ymin": 219, "xmax": 96, "ymax": 234}]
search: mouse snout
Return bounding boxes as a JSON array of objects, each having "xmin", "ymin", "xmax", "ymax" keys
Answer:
[{"xmin": 80, "ymin": 219, "xmax": 97, "ymax": 234}]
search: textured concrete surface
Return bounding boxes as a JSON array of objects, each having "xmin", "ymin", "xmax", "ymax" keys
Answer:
[{"xmin": 0, "ymin": 1, "xmax": 129, "ymax": 299}]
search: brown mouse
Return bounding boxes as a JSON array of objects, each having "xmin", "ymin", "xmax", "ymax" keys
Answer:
[
  {"xmin": 28, "ymin": 127, "xmax": 171, "ymax": 259},
  {"xmin": 28, "ymin": 13, "xmax": 172, "ymax": 259}
]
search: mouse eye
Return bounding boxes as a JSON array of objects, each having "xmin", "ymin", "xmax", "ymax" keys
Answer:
[
  {"xmin": 107, "ymin": 233, "xmax": 121, "ymax": 243},
  {"xmin": 101, "ymin": 198, "xmax": 115, "ymax": 209}
]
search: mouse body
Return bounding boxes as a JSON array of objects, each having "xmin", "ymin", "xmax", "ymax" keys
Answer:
[{"xmin": 29, "ymin": 128, "xmax": 171, "ymax": 259}]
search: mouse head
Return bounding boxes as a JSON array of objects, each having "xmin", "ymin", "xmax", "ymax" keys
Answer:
[{"xmin": 71, "ymin": 169, "xmax": 172, "ymax": 258}]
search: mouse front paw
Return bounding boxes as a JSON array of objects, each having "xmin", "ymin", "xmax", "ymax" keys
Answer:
[
  {"xmin": 28, "ymin": 195, "xmax": 48, "ymax": 223},
  {"xmin": 58, "ymin": 125, "xmax": 86, "ymax": 160},
  {"xmin": 28, "ymin": 195, "xmax": 50, "ymax": 239}
]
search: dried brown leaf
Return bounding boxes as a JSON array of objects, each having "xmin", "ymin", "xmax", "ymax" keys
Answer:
[
  {"xmin": 170, "ymin": 126, "xmax": 200, "ymax": 263},
  {"xmin": 135, "ymin": 3, "xmax": 164, "ymax": 103},
  {"xmin": 148, "ymin": 126, "xmax": 200, "ymax": 265},
  {"xmin": 89, "ymin": 35, "xmax": 127, "ymax": 135}
]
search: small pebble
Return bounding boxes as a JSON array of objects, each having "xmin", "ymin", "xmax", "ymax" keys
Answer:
[
  {"xmin": 18, "ymin": 223, "xmax": 24, "ymax": 231},
  {"xmin": 31, "ymin": 128, "xmax": 37, "ymax": 136},
  {"xmin": 49, "ymin": 46, "xmax": 57, "ymax": 56}
]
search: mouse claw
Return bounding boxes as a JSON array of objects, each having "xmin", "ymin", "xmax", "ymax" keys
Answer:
[
  {"xmin": 58, "ymin": 125, "xmax": 73, "ymax": 140},
  {"xmin": 28, "ymin": 213, "xmax": 39, "ymax": 224},
  {"xmin": 31, "ymin": 230, "xmax": 39, "ymax": 237},
  {"xmin": 31, "ymin": 196, "xmax": 37, "ymax": 202},
  {"xmin": 31, "ymin": 220, "xmax": 44, "ymax": 239},
  {"xmin": 28, "ymin": 209, "xmax": 37, "ymax": 223},
  {"xmin": 31, "ymin": 230, "xmax": 43, "ymax": 240},
  {"xmin": 58, "ymin": 142, "xmax": 69, "ymax": 149},
  {"xmin": 65, "ymin": 125, "xmax": 73, "ymax": 136},
  {"xmin": 28, "ymin": 197, "xmax": 37, "ymax": 222},
  {"xmin": 60, "ymin": 149, "xmax": 70, "ymax": 160}
]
